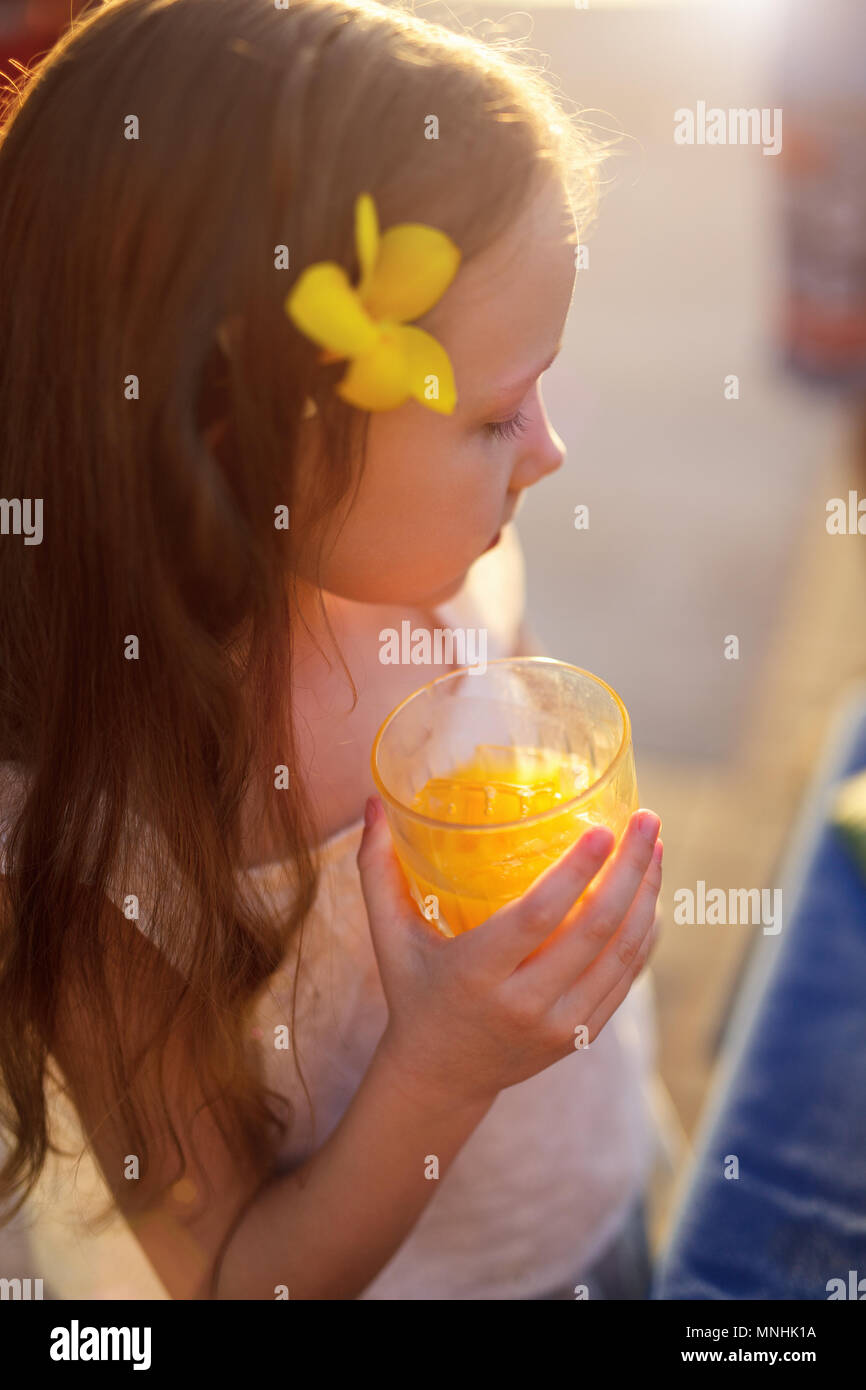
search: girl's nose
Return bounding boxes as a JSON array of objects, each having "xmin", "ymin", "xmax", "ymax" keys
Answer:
[{"xmin": 512, "ymin": 387, "xmax": 565, "ymax": 490}]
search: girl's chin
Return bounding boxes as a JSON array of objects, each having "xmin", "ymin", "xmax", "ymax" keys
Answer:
[{"xmin": 407, "ymin": 537, "xmax": 498, "ymax": 606}]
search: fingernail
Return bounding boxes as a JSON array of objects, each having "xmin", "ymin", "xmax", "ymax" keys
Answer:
[
  {"xmin": 637, "ymin": 811, "xmax": 661, "ymax": 844},
  {"xmin": 652, "ymin": 838, "xmax": 663, "ymax": 866},
  {"xmin": 364, "ymin": 796, "xmax": 378, "ymax": 829},
  {"xmin": 582, "ymin": 825, "xmax": 614, "ymax": 855}
]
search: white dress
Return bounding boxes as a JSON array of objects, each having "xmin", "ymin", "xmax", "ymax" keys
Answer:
[{"xmin": 0, "ymin": 524, "xmax": 662, "ymax": 1299}]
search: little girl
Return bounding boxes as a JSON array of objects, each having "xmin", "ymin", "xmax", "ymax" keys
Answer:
[{"xmin": 0, "ymin": 0, "xmax": 665, "ymax": 1300}]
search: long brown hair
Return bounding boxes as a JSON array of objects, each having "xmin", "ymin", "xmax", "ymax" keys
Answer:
[{"xmin": 0, "ymin": 0, "xmax": 606, "ymax": 1240}]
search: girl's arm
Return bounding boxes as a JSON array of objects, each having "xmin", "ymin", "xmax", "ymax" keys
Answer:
[
  {"xmin": 216, "ymin": 1039, "xmax": 494, "ymax": 1299},
  {"xmin": 51, "ymin": 896, "xmax": 493, "ymax": 1301}
]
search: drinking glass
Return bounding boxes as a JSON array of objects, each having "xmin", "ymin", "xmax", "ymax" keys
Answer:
[{"xmin": 370, "ymin": 657, "xmax": 638, "ymax": 937}]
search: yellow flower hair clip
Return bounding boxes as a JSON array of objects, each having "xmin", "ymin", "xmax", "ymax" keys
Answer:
[{"xmin": 285, "ymin": 192, "xmax": 460, "ymax": 414}]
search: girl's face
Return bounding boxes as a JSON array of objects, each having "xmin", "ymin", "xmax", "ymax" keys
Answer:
[{"xmin": 299, "ymin": 174, "xmax": 577, "ymax": 607}]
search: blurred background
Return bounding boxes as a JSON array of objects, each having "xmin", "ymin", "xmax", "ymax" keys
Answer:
[{"xmin": 3, "ymin": 0, "xmax": 865, "ymax": 1283}]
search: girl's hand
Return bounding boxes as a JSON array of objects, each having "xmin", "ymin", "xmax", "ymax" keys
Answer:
[{"xmin": 357, "ymin": 796, "xmax": 663, "ymax": 1111}]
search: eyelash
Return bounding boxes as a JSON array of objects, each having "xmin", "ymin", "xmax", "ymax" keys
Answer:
[{"xmin": 483, "ymin": 408, "xmax": 529, "ymax": 442}]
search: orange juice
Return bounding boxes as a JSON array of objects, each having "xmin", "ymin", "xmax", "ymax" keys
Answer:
[{"xmin": 403, "ymin": 743, "xmax": 628, "ymax": 935}]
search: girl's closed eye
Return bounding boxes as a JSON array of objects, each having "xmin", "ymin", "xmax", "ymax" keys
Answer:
[{"xmin": 483, "ymin": 408, "xmax": 530, "ymax": 442}]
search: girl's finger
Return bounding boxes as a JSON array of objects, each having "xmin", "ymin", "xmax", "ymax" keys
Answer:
[
  {"xmin": 551, "ymin": 857, "xmax": 661, "ymax": 1038},
  {"xmin": 507, "ymin": 814, "xmax": 661, "ymax": 999},
  {"xmin": 573, "ymin": 905, "xmax": 661, "ymax": 1045},
  {"xmin": 574, "ymin": 847, "xmax": 661, "ymax": 1002},
  {"xmin": 462, "ymin": 822, "xmax": 617, "ymax": 975}
]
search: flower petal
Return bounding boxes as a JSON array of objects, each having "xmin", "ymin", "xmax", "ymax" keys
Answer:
[
  {"xmin": 362, "ymin": 225, "xmax": 461, "ymax": 323},
  {"xmin": 355, "ymin": 193, "xmax": 379, "ymax": 301},
  {"xmin": 285, "ymin": 263, "xmax": 379, "ymax": 358},
  {"xmin": 335, "ymin": 332, "xmax": 412, "ymax": 411},
  {"xmin": 392, "ymin": 324, "xmax": 457, "ymax": 414}
]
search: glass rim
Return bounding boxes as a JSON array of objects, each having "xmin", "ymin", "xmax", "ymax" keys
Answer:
[{"xmin": 369, "ymin": 656, "xmax": 633, "ymax": 833}]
